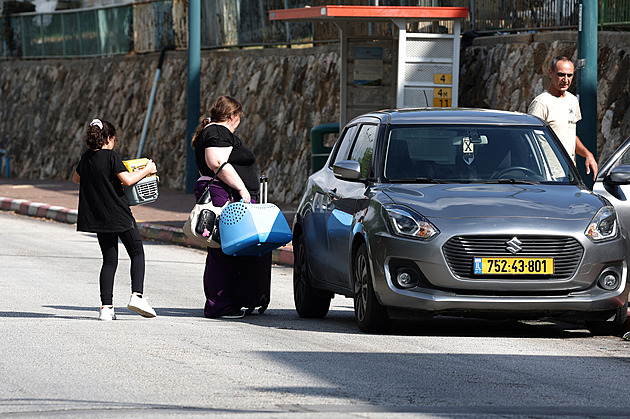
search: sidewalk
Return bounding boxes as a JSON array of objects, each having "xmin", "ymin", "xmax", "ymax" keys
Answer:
[{"xmin": 0, "ymin": 179, "xmax": 295, "ymax": 266}]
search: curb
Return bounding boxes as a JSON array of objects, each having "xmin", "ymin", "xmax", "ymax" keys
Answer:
[
  {"xmin": 1, "ymin": 197, "xmax": 78, "ymax": 224},
  {"xmin": 0, "ymin": 197, "xmax": 294, "ymax": 266}
]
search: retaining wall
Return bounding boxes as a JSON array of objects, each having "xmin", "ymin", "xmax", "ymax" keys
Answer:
[{"xmin": 1, "ymin": 32, "xmax": 629, "ymax": 203}]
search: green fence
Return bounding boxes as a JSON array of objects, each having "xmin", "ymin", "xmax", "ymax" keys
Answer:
[
  {"xmin": 600, "ymin": 0, "xmax": 630, "ymax": 28},
  {"xmin": 7, "ymin": 4, "xmax": 133, "ymax": 57},
  {"xmin": 468, "ymin": 0, "xmax": 630, "ymax": 32}
]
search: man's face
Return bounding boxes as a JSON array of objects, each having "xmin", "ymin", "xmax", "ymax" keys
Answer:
[{"xmin": 548, "ymin": 60, "xmax": 575, "ymax": 96}]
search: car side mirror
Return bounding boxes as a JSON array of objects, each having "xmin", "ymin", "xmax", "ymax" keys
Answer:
[
  {"xmin": 607, "ymin": 165, "xmax": 630, "ymax": 185},
  {"xmin": 333, "ymin": 160, "xmax": 361, "ymax": 180}
]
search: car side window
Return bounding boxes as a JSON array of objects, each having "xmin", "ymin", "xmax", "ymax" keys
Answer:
[
  {"xmin": 349, "ymin": 124, "xmax": 377, "ymax": 179},
  {"xmin": 331, "ymin": 125, "xmax": 359, "ymax": 166},
  {"xmin": 618, "ymin": 146, "xmax": 630, "ymax": 166}
]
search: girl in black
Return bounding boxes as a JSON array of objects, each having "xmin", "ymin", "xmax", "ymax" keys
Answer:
[{"xmin": 73, "ymin": 119, "xmax": 158, "ymax": 321}]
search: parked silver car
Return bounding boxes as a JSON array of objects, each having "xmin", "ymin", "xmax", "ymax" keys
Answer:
[{"xmin": 292, "ymin": 108, "xmax": 630, "ymax": 333}]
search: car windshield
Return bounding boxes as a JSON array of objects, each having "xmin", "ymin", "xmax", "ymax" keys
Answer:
[{"xmin": 383, "ymin": 125, "xmax": 576, "ymax": 184}]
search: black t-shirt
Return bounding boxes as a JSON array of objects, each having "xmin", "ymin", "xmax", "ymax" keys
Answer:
[
  {"xmin": 194, "ymin": 124, "xmax": 259, "ymax": 194},
  {"xmin": 75, "ymin": 149, "xmax": 136, "ymax": 233}
]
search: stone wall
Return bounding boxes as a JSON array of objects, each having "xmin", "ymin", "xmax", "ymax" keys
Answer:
[
  {"xmin": 459, "ymin": 31, "xmax": 630, "ymax": 164},
  {"xmin": 1, "ymin": 32, "xmax": 630, "ymax": 204},
  {"xmin": 0, "ymin": 45, "xmax": 340, "ymax": 204}
]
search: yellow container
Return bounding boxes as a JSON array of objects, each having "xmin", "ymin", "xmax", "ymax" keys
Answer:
[{"xmin": 123, "ymin": 158, "xmax": 151, "ymax": 174}]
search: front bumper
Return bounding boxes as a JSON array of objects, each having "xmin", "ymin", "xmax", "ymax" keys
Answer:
[{"xmin": 367, "ymin": 231, "xmax": 629, "ymax": 319}]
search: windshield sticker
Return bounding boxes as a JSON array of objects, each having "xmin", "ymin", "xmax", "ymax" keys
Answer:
[{"xmin": 463, "ymin": 137, "xmax": 474, "ymax": 165}]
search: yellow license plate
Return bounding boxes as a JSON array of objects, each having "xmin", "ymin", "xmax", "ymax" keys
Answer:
[{"xmin": 474, "ymin": 257, "xmax": 554, "ymax": 275}]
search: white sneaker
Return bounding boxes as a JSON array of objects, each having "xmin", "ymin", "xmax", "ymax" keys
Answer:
[
  {"xmin": 219, "ymin": 309, "xmax": 246, "ymax": 319},
  {"xmin": 127, "ymin": 294, "xmax": 157, "ymax": 318},
  {"xmin": 99, "ymin": 306, "xmax": 116, "ymax": 321}
]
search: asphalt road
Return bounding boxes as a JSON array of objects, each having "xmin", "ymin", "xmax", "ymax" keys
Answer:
[{"xmin": 2, "ymin": 211, "xmax": 630, "ymax": 418}]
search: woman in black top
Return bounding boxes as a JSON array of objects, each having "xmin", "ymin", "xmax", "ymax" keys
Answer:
[
  {"xmin": 191, "ymin": 96, "xmax": 271, "ymax": 319},
  {"xmin": 73, "ymin": 119, "xmax": 158, "ymax": 321}
]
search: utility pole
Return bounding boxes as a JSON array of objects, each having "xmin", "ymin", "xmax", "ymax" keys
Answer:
[
  {"xmin": 185, "ymin": 0, "xmax": 201, "ymax": 194},
  {"xmin": 576, "ymin": 0, "xmax": 597, "ymax": 188}
]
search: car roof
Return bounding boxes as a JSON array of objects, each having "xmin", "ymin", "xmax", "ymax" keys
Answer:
[{"xmin": 352, "ymin": 108, "xmax": 547, "ymax": 126}]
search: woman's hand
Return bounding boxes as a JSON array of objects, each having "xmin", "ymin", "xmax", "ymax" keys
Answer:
[{"xmin": 239, "ymin": 188, "xmax": 251, "ymax": 203}]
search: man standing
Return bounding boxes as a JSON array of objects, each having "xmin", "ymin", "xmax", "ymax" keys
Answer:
[{"xmin": 528, "ymin": 56, "xmax": 598, "ymax": 180}]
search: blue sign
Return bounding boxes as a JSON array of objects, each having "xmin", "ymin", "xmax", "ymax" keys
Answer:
[{"xmin": 474, "ymin": 257, "xmax": 482, "ymax": 274}]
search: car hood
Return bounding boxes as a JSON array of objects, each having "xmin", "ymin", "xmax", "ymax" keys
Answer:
[{"xmin": 380, "ymin": 183, "xmax": 605, "ymax": 221}]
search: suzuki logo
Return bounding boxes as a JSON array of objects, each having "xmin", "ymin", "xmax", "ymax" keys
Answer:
[{"xmin": 506, "ymin": 237, "xmax": 522, "ymax": 254}]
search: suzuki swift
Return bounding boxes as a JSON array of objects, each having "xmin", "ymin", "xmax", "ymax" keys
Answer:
[{"xmin": 292, "ymin": 108, "xmax": 630, "ymax": 334}]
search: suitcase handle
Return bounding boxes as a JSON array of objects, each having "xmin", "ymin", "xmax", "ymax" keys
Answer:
[{"xmin": 259, "ymin": 175, "xmax": 268, "ymax": 204}]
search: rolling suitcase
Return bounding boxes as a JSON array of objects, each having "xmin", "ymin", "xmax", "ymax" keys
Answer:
[{"xmin": 224, "ymin": 175, "xmax": 274, "ymax": 314}]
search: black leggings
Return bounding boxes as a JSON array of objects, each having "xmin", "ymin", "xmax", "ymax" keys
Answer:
[{"xmin": 96, "ymin": 227, "xmax": 145, "ymax": 306}]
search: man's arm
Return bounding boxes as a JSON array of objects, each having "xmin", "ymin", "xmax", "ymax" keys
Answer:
[{"xmin": 576, "ymin": 135, "xmax": 598, "ymax": 180}]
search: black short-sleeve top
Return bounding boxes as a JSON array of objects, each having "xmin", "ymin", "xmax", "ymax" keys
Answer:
[
  {"xmin": 194, "ymin": 124, "xmax": 259, "ymax": 194},
  {"xmin": 75, "ymin": 149, "xmax": 136, "ymax": 233}
]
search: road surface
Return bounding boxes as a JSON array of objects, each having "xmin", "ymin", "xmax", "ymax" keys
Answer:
[{"xmin": 1, "ymin": 211, "xmax": 630, "ymax": 418}]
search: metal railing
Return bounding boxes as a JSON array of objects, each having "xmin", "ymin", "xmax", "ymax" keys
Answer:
[
  {"xmin": 468, "ymin": 0, "xmax": 630, "ymax": 32},
  {"xmin": 3, "ymin": 3, "xmax": 135, "ymax": 57},
  {"xmin": 468, "ymin": 0, "xmax": 578, "ymax": 32},
  {"xmin": 599, "ymin": 0, "xmax": 630, "ymax": 28},
  {"xmin": 2, "ymin": 0, "xmax": 629, "ymax": 59}
]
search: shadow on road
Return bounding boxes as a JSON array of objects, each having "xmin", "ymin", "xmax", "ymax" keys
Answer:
[
  {"xmin": 237, "ymin": 308, "xmax": 593, "ymax": 339},
  {"xmin": 1, "ymin": 304, "xmax": 594, "ymax": 338}
]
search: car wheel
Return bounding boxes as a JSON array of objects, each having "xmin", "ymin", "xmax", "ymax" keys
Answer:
[
  {"xmin": 353, "ymin": 243, "xmax": 391, "ymax": 333},
  {"xmin": 293, "ymin": 234, "xmax": 331, "ymax": 318},
  {"xmin": 585, "ymin": 300, "xmax": 628, "ymax": 336}
]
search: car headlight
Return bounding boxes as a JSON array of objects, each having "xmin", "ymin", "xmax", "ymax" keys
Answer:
[
  {"xmin": 585, "ymin": 206, "xmax": 618, "ymax": 242},
  {"xmin": 384, "ymin": 204, "xmax": 439, "ymax": 240}
]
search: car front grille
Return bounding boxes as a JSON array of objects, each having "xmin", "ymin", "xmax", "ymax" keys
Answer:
[{"xmin": 443, "ymin": 236, "xmax": 584, "ymax": 280}]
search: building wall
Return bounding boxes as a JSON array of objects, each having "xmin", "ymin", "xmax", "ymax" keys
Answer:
[{"xmin": 0, "ymin": 44, "xmax": 340, "ymax": 203}]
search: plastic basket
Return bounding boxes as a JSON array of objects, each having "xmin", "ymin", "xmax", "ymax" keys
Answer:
[
  {"xmin": 219, "ymin": 202, "xmax": 292, "ymax": 256},
  {"xmin": 124, "ymin": 176, "xmax": 158, "ymax": 206},
  {"xmin": 122, "ymin": 158, "xmax": 158, "ymax": 206}
]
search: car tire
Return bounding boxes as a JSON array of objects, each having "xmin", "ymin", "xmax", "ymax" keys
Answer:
[
  {"xmin": 353, "ymin": 243, "xmax": 391, "ymax": 333},
  {"xmin": 293, "ymin": 234, "xmax": 331, "ymax": 318},
  {"xmin": 585, "ymin": 300, "xmax": 628, "ymax": 336}
]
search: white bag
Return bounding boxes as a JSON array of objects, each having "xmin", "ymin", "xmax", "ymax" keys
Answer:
[
  {"xmin": 183, "ymin": 197, "xmax": 228, "ymax": 248},
  {"xmin": 182, "ymin": 163, "xmax": 228, "ymax": 248}
]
